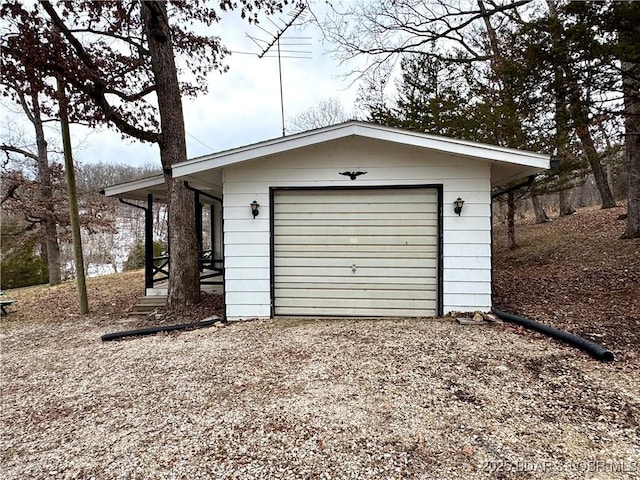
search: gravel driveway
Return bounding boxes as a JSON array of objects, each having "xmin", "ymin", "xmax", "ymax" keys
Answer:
[{"xmin": 1, "ymin": 316, "xmax": 638, "ymax": 479}]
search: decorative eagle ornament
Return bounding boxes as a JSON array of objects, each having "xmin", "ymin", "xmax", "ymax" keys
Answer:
[{"xmin": 339, "ymin": 171, "xmax": 368, "ymax": 180}]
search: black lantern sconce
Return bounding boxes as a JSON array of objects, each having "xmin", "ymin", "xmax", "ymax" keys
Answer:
[
  {"xmin": 250, "ymin": 200, "xmax": 260, "ymax": 219},
  {"xmin": 453, "ymin": 197, "xmax": 465, "ymax": 216}
]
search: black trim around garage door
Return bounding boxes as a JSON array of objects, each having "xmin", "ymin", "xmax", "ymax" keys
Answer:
[{"xmin": 269, "ymin": 184, "xmax": 443, "ymax": 317}]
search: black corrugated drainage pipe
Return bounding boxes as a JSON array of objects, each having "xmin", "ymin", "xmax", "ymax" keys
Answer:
[
  {"xmin": 491, "ymin": 308, "xmax": 615, "ymax": 362},
  {"xmin": 101, "ymin": 318, "xmax": 220, "ymax": 342}
]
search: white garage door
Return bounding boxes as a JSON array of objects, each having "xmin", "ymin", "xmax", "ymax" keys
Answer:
[{"xmin": 273, "ymin": 188, "xmax": 439, "ymax": 317}]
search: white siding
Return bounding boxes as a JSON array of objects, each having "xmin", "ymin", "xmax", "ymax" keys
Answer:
[{"xmin": 223, "ymin": 136, "xmax": 492, "ymax": 319}]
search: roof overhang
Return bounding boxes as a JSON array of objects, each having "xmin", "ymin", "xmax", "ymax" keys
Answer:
[
  {"xmin": 101, "ymin": 172, "xmax": 222, "ymax": 203},
  {"xmin": 102, "ymin": 122, "xmax": 549, "ymax": 201},
  {"xmin": 101, "ymin": 175, "xmax": 166, "ymax": 202}
]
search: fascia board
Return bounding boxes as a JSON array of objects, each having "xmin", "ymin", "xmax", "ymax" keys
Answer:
[
  {"xmin": 360, "ymin": 124, "xmax": 550, "ymax": 169},
  {"xmin": 102, "ymin": 175, "xmax": 165, "ymax": 198},
  {"xmin": 172, "ymin": 121, "xmax": 550, "ymax": 179},
  {"xmin": 172, "ymin": 125, "xmax": 352, "ymax": 177}
]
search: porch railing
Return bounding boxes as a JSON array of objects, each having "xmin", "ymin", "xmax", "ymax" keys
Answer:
[{"xmin": 151, "ymin": 249, "xmax": 223, "ymax": 287}]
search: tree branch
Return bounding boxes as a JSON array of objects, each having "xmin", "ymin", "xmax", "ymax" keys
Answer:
[
  {"xmin": 4, "ymin": 79, "xmax": 36, "ymax": 125},
  {"xmin": 1, "ymin": 182, "xmax": 20, "ymax": 205},
  {"xmin": 103, "ymin": 84, "xmax": 156, "ymax": 102},
  {"xmin": 68, "ymin": 28, "xmax": 150, "ymax": 56},
  {"xmin": 41, "ymin": 1, "xmax": 161, "ymax": 144},
  {"xmin": 1, "ymin": 144, "xmax": 38, "ymax": 160}
]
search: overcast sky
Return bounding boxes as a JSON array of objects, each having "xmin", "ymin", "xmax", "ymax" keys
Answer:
[{"xmin": 57, "ymin": 6, "xmax": 364, "ymax": 169}]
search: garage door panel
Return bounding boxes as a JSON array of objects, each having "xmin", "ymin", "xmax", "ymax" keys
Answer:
[
  {"xmin": 276, "ymin": 280, "xmax": 437, "ymax": 290},
  {"xmin": 274, "ymin": 276, "xmax": 437, "ymax": 286},
  {"xmin": 275, "ymin": 202, "xmax": 436, "ymax": 214},
  {"xmin": 275, "ymin": 266, "xmax": 437, "ymax": 278},
  {"xmin": 275, "ymin": 256, "xmax": 438, "ymax": 269},
  {"xmin": 274, "ymin": 234, "xmax": 436, "ymax": 246},
  {"xmin": 273, "ymin": 188, "xmax": 439, "ymax": 317},
  {"xmin": 275, "ymin": 306, "xmax": 435, "ymax": 317},
  {"xmin": 274, "ymin": 225, "xmax": 438, "ymax": 237},
  {"xmin": 274, "ymin": 212, "xmax": 437, "ymax": 223},
  {"xmin": 275, "ymin": 246, "xmax": 438, "ymax": 256},
  {"xmin": 274, "ymin": 219, "xmax": 438, "ymax": 228},
  {"xmin": 276, "ymin": 190, "xmax": 437, "ymax": 204},
  {"xmin": 274, "ymin": 297, "xmax": 436, "ymax": 310},
  {"xmin": 275, "ymin": 288, "xmax": 435, "ymax": 300}
]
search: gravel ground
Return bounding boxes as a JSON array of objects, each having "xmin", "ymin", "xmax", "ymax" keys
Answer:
[{"xmin": 1, "ymin": 315, "xmax": 638, "ymax": 479}]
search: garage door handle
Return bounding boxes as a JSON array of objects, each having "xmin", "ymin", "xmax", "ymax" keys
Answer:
[{"xmin": 351, "ymin": 264, "xmax": 357, "ymax": 273}]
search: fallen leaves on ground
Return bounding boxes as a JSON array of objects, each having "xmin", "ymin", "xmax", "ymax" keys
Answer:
[
  {"xmin": 494, "ymin": 204, "xmax": 640, "ymax": 365},
  {"xmin": 1, "ymin": 317, "xmax": 638, "ymax": 479},
  {"xmin": 1, "ymin": 204, "xmax": 639, "ymax": 479}
]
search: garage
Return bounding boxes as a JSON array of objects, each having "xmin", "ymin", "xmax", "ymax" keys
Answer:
[
  {"xmin": 106, "ymin": 122, "xmax": 550, "ymax": 319},
  {"xmin": 272, "ymin": 187, "xmax": 441, "ymax": 317}
]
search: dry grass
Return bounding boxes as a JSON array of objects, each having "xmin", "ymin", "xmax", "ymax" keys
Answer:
[{"xmin": 1, "ymin": 206, "xmax": 639, "ymax": 479}]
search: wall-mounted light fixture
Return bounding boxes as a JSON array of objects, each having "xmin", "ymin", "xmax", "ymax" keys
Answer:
[
  {"xmin": 250, "ymin": 200, "xmax": 260, "ymax": 219},
  {"xmin": 453, "ymin": 197, "xmax": 465, "ymax": 216}
]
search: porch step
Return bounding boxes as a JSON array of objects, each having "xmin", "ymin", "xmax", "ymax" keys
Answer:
[
  {"xmin": 146, "ymin": 287, "xmax": 168, "ymax": 296},
  {"xmin": 129, "ymin": 295, "xmax": 167, "ymax": 315}
]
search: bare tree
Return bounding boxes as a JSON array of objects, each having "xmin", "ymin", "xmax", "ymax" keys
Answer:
[
  {"xmin": 320, "ymin": 0, "xmax": 534, "ymax": 76},
  {"xmin": 287, "ymin": 97, "xmax": 351, "ymax": 133},
  {"xmin": 0, "ymin": 82, "xmax": 62, "ymax": 285},
  {"xmin": 3, "ymin": 0, "xmax": 297, "ymax": 307},
  {"xmin": 320, "ymin": 0, "xmax": 623, "ymax": 211}
]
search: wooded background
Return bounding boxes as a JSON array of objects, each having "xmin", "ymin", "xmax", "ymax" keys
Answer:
[{"xmin": 1, "ymin": 1, "xmax": 638, "ymax": 301}]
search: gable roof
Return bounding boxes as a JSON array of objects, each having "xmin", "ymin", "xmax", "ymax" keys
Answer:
[
  {"xmin": 103, "ymin": 121, "xmax": 549, "ymax": 200},
  {"xmin": 173, "ymin": 121, "xmax": 549, "ymax": 187}
]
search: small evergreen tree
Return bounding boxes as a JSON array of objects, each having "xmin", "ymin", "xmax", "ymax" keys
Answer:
[{"xmin": 1, "ymin": 223, "xmax": 49, "ymax": 289}]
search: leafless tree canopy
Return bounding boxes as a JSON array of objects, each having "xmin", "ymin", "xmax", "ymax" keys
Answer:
[{"xmin": 286, "ymin": 97, "xmax": 351, "ymax": 133}]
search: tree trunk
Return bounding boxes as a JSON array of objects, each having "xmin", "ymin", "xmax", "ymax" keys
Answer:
[
  {"xmin": 551, "ymin": 0, "xmax": 615, "ymax": 209},
  {"xmin": 559, "ymin": 188, "xmax": 576, "ymax": 216},
  {"xmin": 31, "ymin": 90, "xmax": 62, "ymax": 285},
  {"xmin": 565, "ymin": 73, "xmax": 616, "ymax": 209},
  {"xmin": 574, "ymin": 124, "xmax": 617, "ymax": 209},
  {"xmin": 507, "ymin": 192, "xmax": 517, "ymax": 250},
  {"xmin": 57, "ymin": 76, "xmax": 88, "ymax": 314},
  {"xmin": 547, "ymin": 1, "xmax": 577, "ymax": 218},
  {"xmin": 477, "ymin": 0, "xmax": 524, "ymax": 148},
  {"xmin": 621, "ymin": 63, "xmax": 640, "ymax": 238},
  {"xmin": 531, "ymin": 194, "xmax": 549, "ymax": 223},
  {"xmin": 142, "ymin": 1, "xmax": 200, "ymax": 306},
  {"xmin": 617, "ymin": 1, "xmax": 640, "ymax": 238}
]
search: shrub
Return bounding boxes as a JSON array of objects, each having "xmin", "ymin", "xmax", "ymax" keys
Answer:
[{"xmin": 124, "ymin": 240, "xmax": 165, "ymax": 271}]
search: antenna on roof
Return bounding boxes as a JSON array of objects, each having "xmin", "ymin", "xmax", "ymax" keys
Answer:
[{"xmin": 243, "ymin": 6, "xmax": 311, "ymax": 137}]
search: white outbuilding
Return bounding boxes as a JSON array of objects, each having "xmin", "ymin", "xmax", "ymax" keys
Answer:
[{"xmin": 103, "ymin": 121, "xmax": 549, "ymax": 320}]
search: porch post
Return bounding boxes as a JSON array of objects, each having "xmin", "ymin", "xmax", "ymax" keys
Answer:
[
  {"xmin": 144, "ymin": 193, "xmax": 154, "ymax": 289},
  {"xmin": 195, "ymin": 191, "xmax": 203, "ymax": 255},
  {"xmin": 210, "ymin": 204, "xmax": 215, "ymax": 254}
]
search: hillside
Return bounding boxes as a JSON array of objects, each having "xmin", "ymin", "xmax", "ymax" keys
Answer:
[{"xmin": 493, "ymin": 204, "xmax": 640, "ymax": 364}]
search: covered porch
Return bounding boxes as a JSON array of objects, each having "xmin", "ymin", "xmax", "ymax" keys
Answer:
[{"xmin": 101, "ymin": 174, "xmax": 224, "ymax": 296}]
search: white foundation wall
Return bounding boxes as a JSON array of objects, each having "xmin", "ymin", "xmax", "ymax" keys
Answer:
[{"xmin": 222, "ymin": 137, "xmax": 492, "ymax": 320}]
